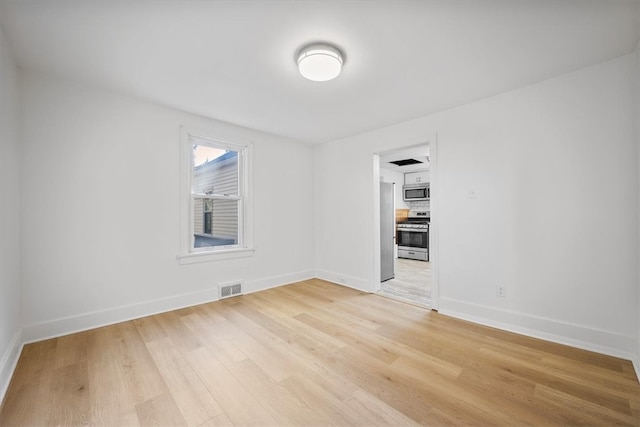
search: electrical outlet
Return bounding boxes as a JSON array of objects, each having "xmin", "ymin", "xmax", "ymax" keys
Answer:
[{"xmin": 496, "ymin": 284, "xmax": 506, "ymax": 297}]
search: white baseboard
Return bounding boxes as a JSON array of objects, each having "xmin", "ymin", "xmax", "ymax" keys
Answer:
[
  {"xmin": 0, "ymin": 329, "xmax": 23, "ymax": 405},
  {"xmin": 439, "ymin": 297, "xmax": 636, "ymax": 362},
  {"xmin": 314, "ymin": 269, "xmax": 372, "ymax": 292},
  {"xmin": 244, "ymin": 270, "xmax": 314, "ymax": 294},
  {"xmin": 633, "ymin": 353, "xmax": 640, "ymax": 384}
]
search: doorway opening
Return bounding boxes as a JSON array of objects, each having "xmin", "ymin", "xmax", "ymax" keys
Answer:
[
  {"xmin": 379, "ymin": 258, "xmax": 431, "ymax": 307},
  {"xmin": 376, "ymin": 143, "xmax": 433, "ymax": 308}
]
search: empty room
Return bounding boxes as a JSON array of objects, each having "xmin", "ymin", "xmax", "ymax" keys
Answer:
[{"xmin": 1, "ymin": 1, "xmax": 639, "ymax": 425}]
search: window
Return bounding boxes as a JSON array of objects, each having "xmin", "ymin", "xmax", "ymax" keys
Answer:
[{"xmin": 179, "ymin": 128, "xmax": 253, "ymax": 263}]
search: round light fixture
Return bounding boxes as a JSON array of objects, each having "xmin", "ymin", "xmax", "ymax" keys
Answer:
[{"xmin": 297, "ymin": 43, "xmax": 344, "ymax": 82}]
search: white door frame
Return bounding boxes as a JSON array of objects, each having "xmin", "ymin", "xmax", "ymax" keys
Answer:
[
  {"xmin": 372, "ymin": 154, "xmax": 382, "ymax": 292},
  {"xmin": 372, "ymin": 136, "xmax": 439, "ymax": 310}
]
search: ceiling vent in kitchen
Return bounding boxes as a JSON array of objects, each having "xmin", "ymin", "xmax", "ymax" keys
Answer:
[{"xmin": 389, "ymin": 158, "xmax": 423, "ymax": 167}]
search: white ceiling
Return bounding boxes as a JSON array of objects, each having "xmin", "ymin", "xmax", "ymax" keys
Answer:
[{"xmin": 1, "ymin": 1, "xmax": 638, "ymax": 144}]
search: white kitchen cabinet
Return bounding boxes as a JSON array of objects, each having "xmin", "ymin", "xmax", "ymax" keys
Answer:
[{"xmin": 404, "ymin": 171, "xmax": 429, "ymax": 185}]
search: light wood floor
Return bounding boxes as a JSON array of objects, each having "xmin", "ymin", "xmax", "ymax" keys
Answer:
[
  {"xmin": 1, "ymin": 279, "xmax": 639, "ymax": 426},
  {"xmin": 379, "ymin": 258, "xmax": 431, "ymax": 307}
]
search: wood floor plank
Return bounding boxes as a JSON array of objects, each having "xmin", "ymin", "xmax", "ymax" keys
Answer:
[
  {"xmin": 239, "ymin": 294, "xmax": 347, "ymax": 353},
  {"xmin": 232, "ymin": 311, "xmax": 365, "ymax": 404},
  {"xmin": 184, "ymin": 347, "xmax": 278, "ymax": 426},
  {"xmin": 282, "ymin": 283, "xmax": 384, "ymax": 331},
  {"xmin": 178, "ymin": 311, "xmax": 248, "ymax": 367},
  {"xmin": 279, "ymin": 373, "xmax": 383, "ymax": 426},
  {"xmin": 145, "ymin": 337, "xmax": 223, "ymax": 426},
  {"xmin": 47, "ymin": 360, "xmax": 90, "ymax": 426},
  {"xmin": 479, "ymin": 347, "xmax": 634, "ymax": 415},
  {"xmin": 133, "ymin": 315, "xmax": 168, "ymax": 343},
  {"xmin": 135, "ymin": 392, "xmax": 187, "ymax": 426},
  {"xmin": 534, "ymin": 383, "xmax": 638, "ymax": 426},
  {"xmin": 86, "ymin": 326, "xmax": 141, "ymax": 425},
  {"xmin": 113, "ymin": 322, "xmax": 168, "ymax": 405},
  {"xmin": 197, "ymin": 412, "xmax": 234, "ymax": 427},
  {"xmin": 336, "ymin": 343, "xmax": 509, "ymax": 425},
  {"xmin": 227, "ymin": 359, "xmax": 330, "ymax": 425},
  {"xmin": 1, "ymin": 279, "xmax": 639, "ymax": 426},
  {"xmin": 285, "ymin": 332, "xmax": 441, "ymax": 423},
  {"xmin": 295, "ymin": 312, "xmax": 401, "ymax": 364},
  {"xmin": 0, "ymin": 340, "xmax": 57, "ymax": 425},
  {"xmin": 345, "ymin": 388, "xmax": 422, "ymax": 426},
  {"xmin": 212, "ymin": 300, "xmax": 304, "ymax": 382},
  {"xmin": 243, "ymin": 288, "xmax": 307, "ymax": 317},
  {"xmin": 53, "ymin": 331, "xmax": 89, "ymax": 369},
  {"xmin": 154, "ymin": 310, "xmax": 205, "ymax": 353},
  {"xmin": 539, "ymin": 354, "xmax": 640, "ymax": 401},
  {"xmin": 390, "ymin": 353, "xmax": 463, "ymax": 382}
]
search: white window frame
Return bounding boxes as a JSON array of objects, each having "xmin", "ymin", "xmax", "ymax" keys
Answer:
[{"xmin": 178, "ymin": 127, "xmax": 254, "ymax": 264}]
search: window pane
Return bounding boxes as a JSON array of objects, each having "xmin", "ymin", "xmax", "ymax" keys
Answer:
[
  {"xmin": 193, "ymin": 198, "xmax": 239, "ymax": 248},
  {"xmin": 192, "ymin": 144, "xmax": 239, "ymax": 196}
]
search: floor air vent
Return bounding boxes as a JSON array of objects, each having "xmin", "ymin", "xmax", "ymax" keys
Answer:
[{"xmin": 219, "ymin": 282, "xmax": 242, "ymax": 299}]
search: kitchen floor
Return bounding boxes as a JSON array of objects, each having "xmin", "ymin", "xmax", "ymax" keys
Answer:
[{"xmin": 378, "ymin": 258, "xmax": 431, "ymax": 307}]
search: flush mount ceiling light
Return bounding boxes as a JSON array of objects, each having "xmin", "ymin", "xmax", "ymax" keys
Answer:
[{"xmin": 297, "ymin": 43, "xmax": 344, "ymax": 82}]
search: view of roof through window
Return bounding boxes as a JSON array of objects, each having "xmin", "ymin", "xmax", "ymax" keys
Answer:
[{"xmin": 193, "ymin": 143, "xmax": 227, "ymax": 167}]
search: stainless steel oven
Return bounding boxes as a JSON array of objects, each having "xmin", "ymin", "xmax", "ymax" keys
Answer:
[{"xmin": 397, "ymin": 209, "xmax": 429, "ymax": 261}]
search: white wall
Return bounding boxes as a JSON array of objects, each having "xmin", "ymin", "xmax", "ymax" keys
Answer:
[
  {"xmin": 315, "ymin": 53, "xmax": 639, "ymax": 360},
  {"xmin": 0, "ymin": 25, "xmax": 22, "ymax": 399},
  {"xmin": 19, "ymin": 71, "xmax": 315, "ymax": 341}
]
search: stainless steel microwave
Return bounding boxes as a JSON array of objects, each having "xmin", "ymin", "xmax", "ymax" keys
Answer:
[{"xmin": 403, "ymin": 184, "xmax": 430, "ymax": 201}]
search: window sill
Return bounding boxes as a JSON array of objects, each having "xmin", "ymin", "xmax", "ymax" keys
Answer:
[{"xmin": 177, "ymin": 247, "xmax": 255, "ymax": 264}]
